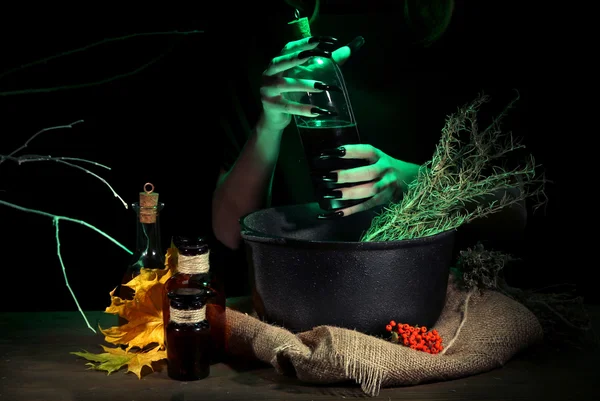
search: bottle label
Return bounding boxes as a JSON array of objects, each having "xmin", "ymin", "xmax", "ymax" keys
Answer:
[
  {"xmin": 178, "ymin": 252, "xmax": 210, "ymax": 275},
  {"xmin": 169, "ymin": 305, "xmax": 206, "ymax": 324}
]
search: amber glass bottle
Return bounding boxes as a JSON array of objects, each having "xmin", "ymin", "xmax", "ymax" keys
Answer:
[
  {"xmin": 166, "ymin": 287, "xmax": 213, "ymax": 381},
  {"xmin": 164, "ymin": 236, "xmax": 226, "ymax": 362}
]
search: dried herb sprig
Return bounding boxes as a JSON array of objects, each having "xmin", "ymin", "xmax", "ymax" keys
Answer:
[
  {"xmin": 454, "ymin": 243, "xmax": 598, "ymax": 349},
  {"xmin": 361, "ymin": 93, "xmax": 546, "ymax": 242},
  {"xmin": 452, "ymin": 242, "xmax": 517, "ymax": 294}
]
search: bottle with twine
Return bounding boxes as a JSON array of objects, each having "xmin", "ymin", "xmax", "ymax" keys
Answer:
[
  {"xmin": 164, "ymin": 236, "xmax": 227, "ymax": 363},
  {"xmin": 164, "ymin": 236, "xmax": 211, "ymax": 316},
  {"xmin": 118, "ymin": 182, "xmax": 166, "ymax": 307},
  {"xmin": 165, "ymin": 287, "xmax": 213, "ymax": 381}
]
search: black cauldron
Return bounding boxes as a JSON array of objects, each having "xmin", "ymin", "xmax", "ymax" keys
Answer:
[{"xmin": 240, "ymin": 202, "xmax": 455, "ymax": 335}]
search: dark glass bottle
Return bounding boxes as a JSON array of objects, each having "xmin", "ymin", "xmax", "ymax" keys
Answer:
[
  {"xmin": 166, "ymin": 287, "xmax": 213, "ymax": 381},
  {"xmin": 118, "ymin": 183, "xmax": 165, "ymax": 325},
  {"xmin": 164, "ymin": 236, "xmax": 226, "ymax": 363},
  {"xmin": 283, "ymin": 18, "xmax": 371, "ymax": 212}
]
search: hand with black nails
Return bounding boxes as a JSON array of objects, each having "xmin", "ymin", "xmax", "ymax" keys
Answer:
[
  {"xmin": 259, "ymin": 35, "xmax": 365, "ymax": 133},
  {"xmin": 317, "ymin": 144, "xmax": 421, "ymax": 219}
]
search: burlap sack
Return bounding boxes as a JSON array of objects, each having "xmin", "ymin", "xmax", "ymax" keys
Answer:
[{"xmin": 224, "ymin": 276, "xmax": 543, "ymax": 396}]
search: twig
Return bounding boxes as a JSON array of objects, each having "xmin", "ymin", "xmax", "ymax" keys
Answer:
[
  {"xmin": 528, "ymin": 299, "xmax": 592, "ymax": 331},
  {"xmin": 5, "ymin": 155, "xmax": 111, "ymax": 169},
  {"xmin": 0, "ymin": 199, "xmax": 132, "ymax": 254},
  {"xmin": 0, "ymin": 199, "xmax": 133, "ymax": 332},
  {"xmin": 54, "ymin": 219, "xmax": 94, "ymax": 332},
  {"xmin": 0, "ymin": 120, "xmax": 84, "ymax": 165},
  {"xmin": 2, "ymin": 155, "xmax": 127, "ymax": 209},
  {"xmin": 1, "ymin": 121, "xmax": 128, "ymax": 208},
  {"xmin": 0, "ymin": 47, "xmax": 176, "ymax": 96},
  {"xmin": 55, "ymin": 159, "xmax": 127, "ymax": 208},
  {"xmin": 0, "ymin": 30, "xmax": 204, "ymax": 81}
]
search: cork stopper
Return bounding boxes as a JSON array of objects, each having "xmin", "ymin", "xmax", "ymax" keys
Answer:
[
  {"xmin": 285, "ymin": 17, "xmax": 312, "ymax": 41},
  {"xmin": 139, "ymin": 182, "xmax": 159, "ymax": 224}
]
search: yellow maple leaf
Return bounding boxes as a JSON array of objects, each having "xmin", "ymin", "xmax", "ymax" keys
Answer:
[
  {"xmin": 71, "ymin": 344, "xmax": 167, "ymax": 379},
  {"xmin": 101, "ymin": 267, "xmax": 172, "ymax": 351},
  {"xmin": 165, "ymin": 244, "xmax": 178, "ymax": 272},
  {"xmin": 72, "ymin": 246, "xmax": 178, "ymax": 379}
]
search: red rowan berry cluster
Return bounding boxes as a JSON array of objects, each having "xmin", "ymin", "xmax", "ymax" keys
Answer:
[{"xmin": 385, "ymin": 320, "xmax": 443, "ymax": 354}]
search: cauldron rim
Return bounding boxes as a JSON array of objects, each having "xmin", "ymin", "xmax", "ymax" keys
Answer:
[{"xmin": 240, "ymin": 206, "xmax": 456, "ymax": 250}]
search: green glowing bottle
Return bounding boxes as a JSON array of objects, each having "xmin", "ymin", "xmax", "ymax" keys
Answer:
[{"xmin": 284, "ymin": 18, "xmax": 371, "ymax": 212}]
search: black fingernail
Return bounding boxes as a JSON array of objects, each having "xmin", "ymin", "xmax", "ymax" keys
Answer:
[
  {"xmin": 308, "ymin": 35, "xmax": 338, "ymax": 45},
  {"xmin": 319, "ymin": 147, "xmax": 346, "ymax": 159},
  {"xmin": 298, "ymin": 49, "xmax": 332, "ymax": 59},
  {"xmin": 323, "ymin": 190, "xmax": 343, "ymax": 199},
  {"xmin": 347, "ymin": 36, "xmax": 365, "ymax": 53},
  {"xmin": 321, "ymin": 172, "xmax": 338, "ymax": 182},
  {"xmin": 314, "ymin": 82, "xmax": 343, "ymax": 92},
  {"xmin": 310, "ymin": 107, "xmax": 338, "ymax": 116},
  {"xmin": 318, "ymin": 211, "xmax": 344, "ymax": 219}
]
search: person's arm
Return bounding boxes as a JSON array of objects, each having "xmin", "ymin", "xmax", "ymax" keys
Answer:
[
  {"xmin": 212, "ymin": 115, "xmax": 284, "ymax": 250},
  {"xmin": 212, "ymin": 35, "xmax": 357, "ymax": 248}
]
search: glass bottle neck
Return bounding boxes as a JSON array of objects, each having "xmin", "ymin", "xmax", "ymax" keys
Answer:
[{"xmin": 132, "ymin": 202, "xmax": 164, "ymax": 268}]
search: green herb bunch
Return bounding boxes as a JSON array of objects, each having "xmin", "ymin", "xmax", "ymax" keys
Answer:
[{"xmin": 361, "ymin": 93, "xmax": 546, "ymax": 242}]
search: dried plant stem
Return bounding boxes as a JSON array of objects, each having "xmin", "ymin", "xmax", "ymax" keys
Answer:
[
  {"xmin": 0, "ymin": 199, "xmax": 133, "ymax": 332},
  {"xmin": 454, "ymin": 243, "xmax": 596, "ymax": 349}
]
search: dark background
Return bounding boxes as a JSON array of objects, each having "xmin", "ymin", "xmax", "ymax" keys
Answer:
[{"xmin": 0, "ymin": 1, "xmax": 585, "ymax": 313}]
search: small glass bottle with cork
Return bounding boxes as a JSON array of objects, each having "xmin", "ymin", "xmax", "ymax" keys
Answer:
[{"xmin": 118, "ymin": 183, "xmax": 165, "ymax": 325}]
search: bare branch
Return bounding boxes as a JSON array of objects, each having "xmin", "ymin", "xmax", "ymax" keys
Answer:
[
  {"xmin": 9, "ymin": 155, "xmax": 111, "ymax": 169},
  {"xmin": 0, "ymin": 199, "xmax": 133, "ymax": 332},
  {"xmin": 1, "ymin": 155, "xmax": 127, "ymax": 208},
  {"xmin": 0, "ymin": 30, "xmax": 204, "ymax": 81},
  {"xmin": 0, "ymin": 30, "xmax": 205, "ymax": 332},
  {"xmin": 54, "ymin": 159, "xmax": 127, "ymax": 208},
  {"xmin": 0, "ymin": 199, "xmax": 132, "ymax": 253},
  {"xmin": 1, "ymin": 121, "xmax": 128, "ymax": 208},
  {"xmin": 0, "ymin": 47, "xmax": 175, "ymax": 97},
  {"xmin": 0, "ymin": 120, "xmax": 84, "ymax": 165}
]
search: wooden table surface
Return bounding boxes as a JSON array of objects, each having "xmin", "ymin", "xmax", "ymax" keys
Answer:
[{"xmin": 1, "ymin": 304, "xmax": 599, "ymax": 401}]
